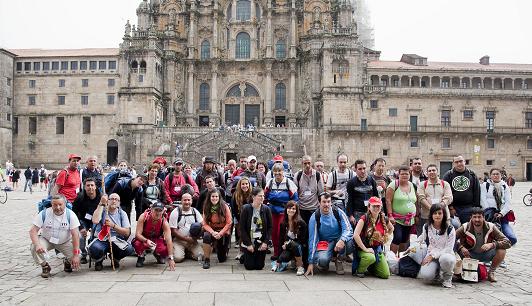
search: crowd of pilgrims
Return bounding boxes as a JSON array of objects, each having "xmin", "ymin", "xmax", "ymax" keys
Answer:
[{"xmin": 29, "ymin": 153, "xmax": 515, "ymax": 288}]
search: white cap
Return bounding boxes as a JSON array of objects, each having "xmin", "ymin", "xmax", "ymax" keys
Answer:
[{"xmin": 247, "ymin": 155, "xmax": 257, "ymax": 162}]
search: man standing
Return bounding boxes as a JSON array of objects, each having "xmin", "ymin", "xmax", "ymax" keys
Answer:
[
  {"xmin": 370, "ymin": 158, "xmax": 391, "ymax": 211},
  {"xmin": 52, "ymin": 154, "xmax": 82, "ymax": 203},
  {"xmin": 410, "ymin": 157, "xmax": 428, "ymax": 187},
  {"xmin": 29, "ymin": 195, "xmax": 81, "ymax": 278},
  {"xmin": 325, "ymin": 154, "xmax": 354, "ymax": 212},
  {"xmin": 232, "ymin": 155, "xmax": 248, "ymax": 178},
  {"xmin": 314, "ymin": 160, "xmax": 328, "ymax": 186},
  {"xmin": 241, "ymin": 155, "xmax": 266, "ymax": 189},
  {"xmin": 455, "ymin": 207, "xmax": 511, "ymax": 282},
  {"xmin": 89, "ymin": 193, "xmax": 133, "ymax": 271},
  {"xmin": 24, "ymin": 166, "xmax": 33, "ymax": 193},
  {"xmin": 81, "ymin": 155, "xmax": 102, "ymax": 190},
  {"xmin": 109, "ymin": 175, "xmax": 146, "ymax": 222},
  {"xmin": 169, "ymin": 193, "xmax": 204, "ymax": 262},
  {"xmin": 39, "ymin": 164, "xmax": 47, "ymax": 191},
  {"xmin": 417, "ymin": 164, "xmax": 453, "ymax": 234},
  {"xmin": 346, "ymin": 159, "xmax": 378, "ymax": 225},
  {"xmin": 224, "ymin": 159, "xmax": 237, "ymax": 203},
  {"xmin": 295, "ymin": 155, "xmax": 324, "ymax": 225},
  {"xmin": 195, "ymin": 157, "xmax": 224, "ymax": 193},
  {"xmin": 72, "ymin": 178, "xmax": 102, "ymax": 264},
  {"xmin": 443, "ymin": 155, "xmax": 481, "ymax": 223},
  {"xmin": 164, "ymin": 158, "xmax": 199, "ymax": 203},
  {"xmin": 306, "ymin": 193, "xmax": 353, "ymax": 276}
]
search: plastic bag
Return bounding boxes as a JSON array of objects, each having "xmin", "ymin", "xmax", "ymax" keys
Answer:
[{"xmin": 386, "ymin": 251, "xmax": 399, "ymax": 275}]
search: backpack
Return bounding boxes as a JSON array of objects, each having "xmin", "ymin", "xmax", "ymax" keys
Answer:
[
  {"xmin": 49, "ymin": 168, "xmax": 69, "ymax": 191},
  {"xmin": 393, "ymin": 179, "xmax": 417, "ymax": 193},
  {"xmin": 314, "ymin": 207, "xmax": 342, "ymax": 231},
  {"xmin": 331, "ymin": 169, "xmax": 353, "ymax": 190},
  {"xmin": 39, "ymin": 169, "xmax": 46, "ymax": 178},
  {"xmin": 423, "ymin": 180, "xmax": 445, "ymax": 190},
  {"xmin": 104, "ymin": 170, "xmax": 133, "ymax": 192},
  {"xmin": 398, "ymin": 255, "xmax": 421, "ymax": 278},
  {"xmin": 40, "ymin": 207, "xmax": 72, "ymax": 225},
  {"xmin": 37, "ymin": 195, "xmax": 73, "ymax": 212},
  {"xmin": 423, "ymin": 223, "xmax": 452, "ymax": 247},
  {"xmin": 295, "ymin": 170, "xmax": 321, "ymax": 188},
  {"xmin": 176, "ymin": 205, "xmax": 198, "ymax": 223}
]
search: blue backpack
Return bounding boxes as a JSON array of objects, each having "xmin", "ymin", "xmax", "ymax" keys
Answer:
[
  {"xmin": 40, "ymin": 207, "xmax": 72, "ymax": 225},
  {"xmin": 104, "ymin": 170, "xmax": 133, "ymax": 192},
  {"xmin": 37, "ymin": 195, "xmax": 73, "ymax": 212}
]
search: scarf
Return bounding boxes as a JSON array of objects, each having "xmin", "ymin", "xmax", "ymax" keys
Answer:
[{"xmin": 492, "ymin": 181, "xmax": 503, "ymax": 210}]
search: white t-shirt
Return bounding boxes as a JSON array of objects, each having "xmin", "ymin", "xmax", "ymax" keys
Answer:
[
  {"xmin": 169, "ymin": 206, "xmax": 203, "ymax": 237},
  {"xmin": 326, "ymin": 169, "xmax": 353, "ymax": 200},
  {"xmin": 33, "ymin": 208, "xmax": 80, "ymax": 245}
]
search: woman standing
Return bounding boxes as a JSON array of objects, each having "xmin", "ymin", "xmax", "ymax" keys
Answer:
[
  {"xmin": 264, "ymin": 163, "xmax": 299, "ymax": 259},
  {"xmin": 231, "ymin": 177, "xmax": 253, "ymax": 260},
  {"xmin": 385, "ymin": 165, "xmax": 417, "ymax": 254},
  {"xmin": 240, "ymin": 187, "xmax": 272, "ymax": 270},
  {"xmin": 202, "ymin": 189, "xmax": 232, "ymax": 269},
  {"xmin": 418, "ymin": 204, "xmax": 456, "ymax": 288},
  {"xmin": 277, "ymin": 200, "xmax": 308, "ymax": 276},
  {"xmin": 141, "ymin": 164, "xmax": 169, "ymax": 214},
  {"xmin": 353, "ymin": 197, "xmax": 393, "ymax": 278}
]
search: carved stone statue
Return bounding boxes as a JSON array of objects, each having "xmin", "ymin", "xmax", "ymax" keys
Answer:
[{"xmin": 125, "ymin": 20, "xmax": 132, "ymax": 36}]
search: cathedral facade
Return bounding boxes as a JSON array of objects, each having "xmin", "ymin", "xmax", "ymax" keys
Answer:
[{"xmin": 2, "ymin": 0, "xmax": 532, "ymax": 180}]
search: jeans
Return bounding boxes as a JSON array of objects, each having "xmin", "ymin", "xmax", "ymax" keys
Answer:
[
  {"xmin": 455, "ymin": 206, "xmax": 475, "ymax": 224},
  {"xmin": 24, "ymin": 179, "xmax": 32, "ymax": 192},
  {"xmin": 79, "ymin": 219, "xmax": 92, "ymax": 257},
  {"xmin": 88, "ymin": 239, "xmax": 134, "ymax": 262},
  {"xmin": 314, "ymin": 239, "xmax": 353, "ymax": 270},
  {"xmin": 500, "ymin": 219, "xmax": 517, "ymax": 245},
  {"xmin": 418, "ymin": 253, "xmax": 456, "ymax": 282}
]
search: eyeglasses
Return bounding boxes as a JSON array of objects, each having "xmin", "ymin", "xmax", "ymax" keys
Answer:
[
  {"xmin": 109, "ymin": 198, "xmax": 120, "ymax": 201},
  {"xmin": 303, "ymin": 162, "xmax": 311, "ymax": 165}
]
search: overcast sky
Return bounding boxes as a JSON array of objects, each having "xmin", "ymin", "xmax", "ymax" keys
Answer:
[{"xmin": 1, "ymin": 0, "xmax": 530, "ymax": 63}]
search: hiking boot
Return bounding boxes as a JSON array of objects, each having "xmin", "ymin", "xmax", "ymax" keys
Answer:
[
  {"xmin": 203, "ymin": 258, "xmax": 211, "ymax": 269},
  {"xmin": 63, "ymin": 260, "xmax": 72, "ymax": 273},
  {"xmin": 41, "ymin": 263, "xmax": 51, "ymax": 278},
  {"xmin": 136, "ymin": 256, "xmax": 145, "ymax": 268},
  {"xmin": 95, "ymin": 260, "xmax": 103, "ymax": 271},
  {"xmin": 442, "ymin": 279, "xmax": 452, "ymax": 288},
  {"xmin": 113, "ymin": 259, "xmax": 120, "ymax": 269},
  {"xmin": 335, "ymin": 259, "xmax": 344, "ymax": 275},
  {"xmin": 296, "ymin": 266, "xmax": 305, "ymax": 276},
  {"xmin": 488, "ymin": 272, "xmax": 497, "ymax": 282},
  {"xmin": 80, "ymin": 256, "xmax": 88, "ymax": 264},
  {"xmin": 154, "ymin": 253, "xmax": 165, "ymax": 264}
]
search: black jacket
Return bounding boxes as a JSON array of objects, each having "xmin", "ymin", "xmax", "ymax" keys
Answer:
[
  {"xmin": 109, "ymin": 178, "xmax": 143, "ymax": 217},
  {"xmin": 239, "ymin": 204, "xmax": 273, "ymax": 247},
  {"xmin": 346, "ymin": 176, "xmax": 378, "ymax": 216},
  {"xmin": 443, "ymin": 168, "xmax": 480, "ymax": 208},
  {"xmin": 278, "ymin": 218, "xmax": 308, "ymax": 251},
  {"xmin": 72, "ymin": 189, "xmax": 102, "ymax": 229}
]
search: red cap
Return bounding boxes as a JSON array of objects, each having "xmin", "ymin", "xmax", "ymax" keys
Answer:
[
  {"xmin": 68, "ymin": 153, "xmax": 81, "ymax": 161},
  {"xmin": 153, "ymin": 157, "xmax": 167, "ymax": 166},
  {"xmin": 273, "ymin": 155, "xmax": 283, "ymax": 162},
  {"xmin": 368, "ymin": 196, "xmax": 383, "ymax": 206}
]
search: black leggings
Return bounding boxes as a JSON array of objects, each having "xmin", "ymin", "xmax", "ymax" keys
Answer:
[
  {"xmin": 243, "ymin": 246, "xmax": 266, "ymax": 270},
  {"xmin": 203, "ymin": 232, "xmax": 230, "ymax": 263},
  {"xmin": 278, "ymin": 240, "xmax": 303, "ymax": 263}
]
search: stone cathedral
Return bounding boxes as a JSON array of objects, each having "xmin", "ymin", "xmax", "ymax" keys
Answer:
[{"xmin": 1, "ymin": 0, "xmax": 532, "ymax": 179}]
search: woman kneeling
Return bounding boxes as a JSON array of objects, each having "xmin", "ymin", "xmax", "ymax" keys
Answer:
[
  {"xmin": 202, "ymin": 190, "xmax": 232, "ymax": 269},
  {"xmin": 353, "ymin": 197, "xmax": 393, "ymax": 278}
]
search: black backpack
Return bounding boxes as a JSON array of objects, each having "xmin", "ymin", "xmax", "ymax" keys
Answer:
[
  {"xmin": 398, "ymin": 256, "xmax": 420, "ymax": 278},
  {"xmin": 315, "ymin": 207, "xmax": 342, "ymax": 231},
  {"xmin": 175, "ymin": 205, "xmax": 198, "ymax": 223}
]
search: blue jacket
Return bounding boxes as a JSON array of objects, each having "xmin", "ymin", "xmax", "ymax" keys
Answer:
[{"xmin": 308, "ymin": 208, "xmax": 353, "ymax": 264}]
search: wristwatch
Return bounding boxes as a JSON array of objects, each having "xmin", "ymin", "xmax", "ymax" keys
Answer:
[{"xmin": 168, "ymin": 255, "xmax": 174, "ymax": 261}]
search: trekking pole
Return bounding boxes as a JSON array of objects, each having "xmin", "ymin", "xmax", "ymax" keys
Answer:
[{"xmin": 105, "ymin": 204, "xmax": 116, "ymax": 271}]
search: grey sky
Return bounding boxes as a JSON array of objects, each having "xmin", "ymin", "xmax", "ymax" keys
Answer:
[{"xmin": 1, "ymin": 0, "xmax": 531, "ymax": 63}]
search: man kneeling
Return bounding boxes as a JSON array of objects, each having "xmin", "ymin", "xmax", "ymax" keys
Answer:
[
  {"xmin": 29, "ymin": 195, "xmax": 81, "ymax": 278},
  {"xmin": 455, "ymin": 207, "xmax": 511, "ymax": 282},
  {"xmin": 169, "ymin": 193, "xmax": 203, "ymax": 262},
  {"xmin": 88, "ymin": 193, "xmax": 133, "ymax": 270},
  {"xmin": 306, "ymin": 192, "xmax": 353, "ymax": 276}
]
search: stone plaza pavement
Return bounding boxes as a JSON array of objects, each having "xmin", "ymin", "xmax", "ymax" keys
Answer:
[{"xmin": 0, "ymin": 182, "xmax": 531, "ymax": 306}]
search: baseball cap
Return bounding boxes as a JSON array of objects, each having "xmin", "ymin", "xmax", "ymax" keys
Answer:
[
  {"xmin": 247, "ymin": 155, "xmax": 257, "ymax": 162},
  {"xmin": 273, "ymin": 155, "xmax": 283, "ymax": 162},
  {"xmin": 189, "ymin": 222, "xmax": 203, "ymax": 239},
  {"xmin": 151, "ymin": 201, "xmax": 165, "ymax": 211},
  {"xmin": 368, "ymin": 196, "xmax": 383, "ymax": 206},
  {"xmin": 174, "ymin": 158, "xmax": 184, "ymax": 165},
  {"xmin": 68, "ymin": 153, "xmax": 81, "ymax": 161}
]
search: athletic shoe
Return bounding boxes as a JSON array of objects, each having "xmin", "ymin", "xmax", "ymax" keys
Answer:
[
  {"xmin": 41, "ymin": 263, "xmax": 51, "ymax": 278},
  {"xmin": 442, "ymin": 279, "xmax": 452, "ymax": 288},
  {"xmin": 80, "ymin": 256, "xmax": 88, "ymax": 264},
  {"xmin": 63, "ymin": 260, "xmax": 72, "ymax": 273},
  {"xmin": 136, "ymin": 256, "xmax": 145, "ymax": 268},
  {"xmin": 335, "ymin": 259, "xmax": 344, "ymax": 275},
  {"xmin": 203, "ymin": 258, "xmax": 211, "ymax": 269},
  {"xmin": 296, "ymin": 266, "xmax": 305, "ymax": 276}
]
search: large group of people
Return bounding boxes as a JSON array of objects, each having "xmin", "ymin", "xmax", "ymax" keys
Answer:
[{"xmin": 27, "ymin": 152, "xmax": 516, "ymax": 289}]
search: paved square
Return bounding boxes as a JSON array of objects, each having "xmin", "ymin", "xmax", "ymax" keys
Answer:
[{"xmin": 1, "ymin": 183, "xmax": 531, "ymax": 305}]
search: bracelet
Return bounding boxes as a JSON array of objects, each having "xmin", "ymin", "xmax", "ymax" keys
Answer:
[
  {"xmin": 73, "ymin": 249, "xmax": 81, "ymax": 255},
  {"xmin": 169, "ymin": 255, "xmax": 174, "ymax": 260}
]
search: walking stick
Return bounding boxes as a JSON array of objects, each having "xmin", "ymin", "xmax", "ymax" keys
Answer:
[{"xmin": 102, "ymin": 171, "xmax": 116, "ymax": 271}]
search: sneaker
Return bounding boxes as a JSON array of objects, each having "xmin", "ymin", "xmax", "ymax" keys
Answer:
[
  {"xmin": 95, "ymin": 260, "xmax": 103, "ymax": 271},
  {"xmin": 354, "ymin": 271, "xmax": 366, "ymax": 278},
  {"xmin": 203, "ymin": 258, "xmax": 211, "ymax": 269},
  {"xmin": 335, "ymin": 259, "xmax": 344, "ymax": 275},
  {"xmin": 113, "ymin": 259, "xmax": 120, "ymax": 269},
  {"xmin": 80, "ymin": 256, "xmax": 88, "ymax": 264},
  {"xmin": 499, "ymin": 261, "xmax": 508, "ymax": 269},
  {"xmin": 488, "ymin": 272, "xmax": 497, "ymax": 282},
  {"xmin": 296, "ymin": 266, "xmax": 305, "ymax": 276},
  {"xmin": 63, "ymin": 260, "xmax": 72, "ymax": 273},
  {"xmin": 40, "ymin": 263, "xmax": 51, "ymax": 278},
  {"xmin": 235, "ymin": 253, "xmax": 242, "ymax": 261},
  {"xmin": 442, "ymin": 279, "xmax": 452, "ymax": 288},
  {"xmin": 271, "ymin": 261, "xmax": 278, "ymax": 272},
  {"xmin": 136, "ymin": 256, "xmax": 145, "ymax": 268}
]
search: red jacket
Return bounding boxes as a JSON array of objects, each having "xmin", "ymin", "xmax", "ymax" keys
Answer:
[{"xmin": 163, "ymin": 172, "xmax": 199, "ymax": 203}]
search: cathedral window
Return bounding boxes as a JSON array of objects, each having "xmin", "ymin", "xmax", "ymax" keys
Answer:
[
  {"xmin": 236, "ymin": 0, "xmax": 251, "ymax": 21},
  {"xmin": 276, "ymin": 40, "xmax": 286, "ymax": 59},
  {"xmin": 199, "ymin": 83, "xmax": 210, "ymax": 111},
  {"xmin": 201, "ymin": 40, "xmax": 211, "ymax": 60},
  {"xmin": 236, "ymin": 32, "xmax": 251, "ymax": 59},
  {"xmin": 275, "ymin": 83, "xmax": 286, "ymax": 110},
  {"xmin": 332, "ymin": 59, "xmax": 349, "ymax": 79}
]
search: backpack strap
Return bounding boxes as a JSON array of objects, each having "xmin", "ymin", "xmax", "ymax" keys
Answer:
[
  {"xmin": 296, "ymin": 171, "xmax": 302, "ymax": 187},
  {"xmin": 42, "ymin": 208, "xmax": 71, "ymax": 225},
  {"xmin": 332, "ymin": 170, "xmax": 337, "ymax": 190},
  {"xmin": 332, "ymin": 207, "xmax": 342, "ymax": 230},
  {"xmin": 177, "ymin": 205, "xmax": 183, "ymax": 223}
]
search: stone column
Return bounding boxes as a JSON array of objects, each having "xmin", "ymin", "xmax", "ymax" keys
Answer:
[
  {"xmin": 188, "ymin": 4, "xmax": 197, "ymax": 59},
  {"xmin": 211, "ymin": 62, "xmax": 218, "ymax": 121},
  {"xmin": 288, "ymin": 61, "xmax": 296, "ymax": 125},
  {"xmin": 264, "ymin": 61, "xmax": 273, "ymax": 124},
  {"xmin": 250, "ymin": 0, "xmax": 255, "ymax": 20},
  {"xmin": 212, "ymin": 1, "xmax": 219, "ymax": 58},
  {"xmin": 167, "ymin": 61, "xmax": 176, "ymax": 127},
  {"xmin": 266, "ymin": 0, "xmax": 273, "ymax": 58},
  {"xmin": 232, "ymin": 0, "xmax": 237, "ymax": 20},
  {"xmin": 187, "ymin": 63, "xmax": 195, "ymax": 115},
  {"xmin": 289, "ymin": 0, "xmax": 297, "ymax": 58}
]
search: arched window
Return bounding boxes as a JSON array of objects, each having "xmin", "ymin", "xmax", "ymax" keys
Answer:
[
  {"xmin": 227, "ymin": 84, "xmax": 241, "ymax": 97},
  {"xmin": 199, "ymin": 83, "xmax": 210, "ymax": 111},
  {"xmin": 275, "ymin": 83, "xmax": 286, "ymax": 110},
  {"xmin": 236, "ymin": 0, "xmax": 251, "ymax": 21},
  {"xmin": 140, "ymin": 60, "xmax": 147, "ymax": 69},
  {"xmin": 226, "ymin": 83, "xmax": 259, "ymax": 97},
  {"xmin": 332, "ymin": 59, "xmax": 349, "ymax": 79},
  {"xmin": 131, "ymin": 60, "xmax": 138, "ymax": 68},
  {"xmin": 276, "ymin": 40, "xmax": 286, "ymax": 59},
  {"xmin": 201, "ymin": 40, "xmax": 210, "ymax": 60},
  {"xmin": 236, "ymin": 32, "xmax": 250, "ymax": 59},
  {"xmin": 244, "ymin": 84, "xmax": 259, "ymax": 96}
]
